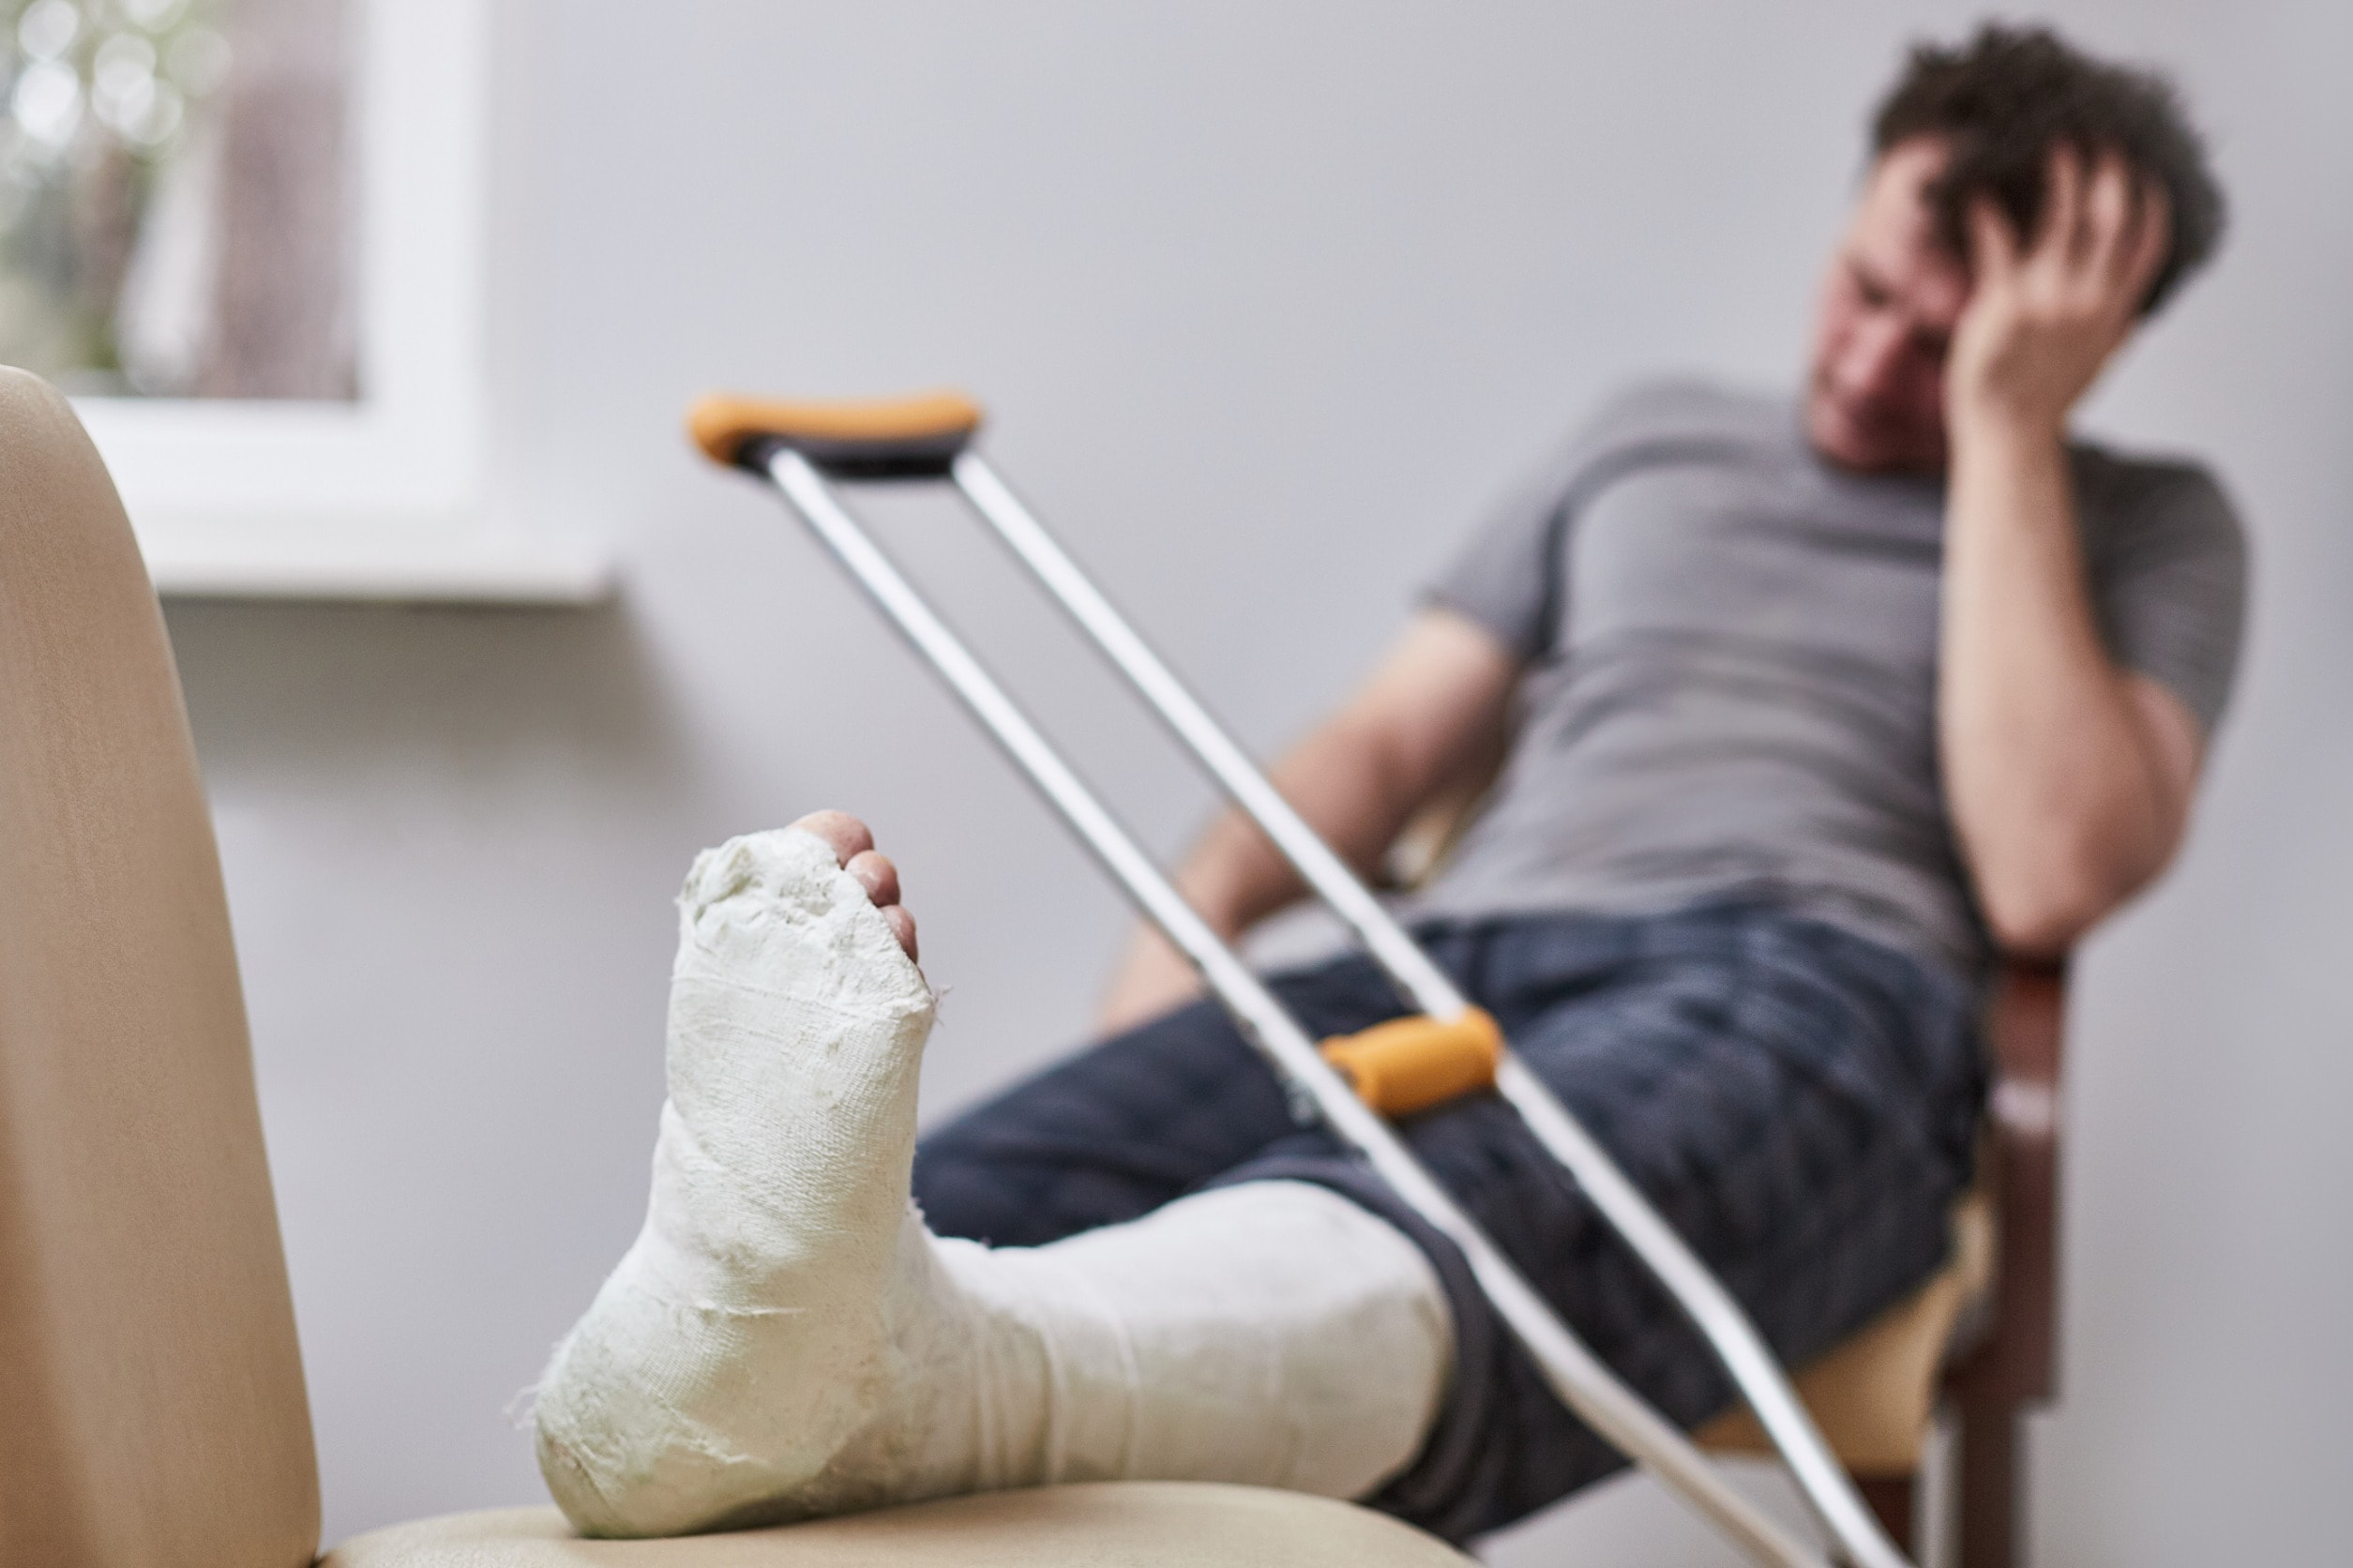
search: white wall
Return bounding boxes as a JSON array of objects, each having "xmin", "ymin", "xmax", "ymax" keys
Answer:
[{"xmin": 164, "ymin": 2, "xmax": 2352, "ymax": 1561}]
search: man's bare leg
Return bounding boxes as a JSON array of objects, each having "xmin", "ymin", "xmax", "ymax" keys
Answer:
[{"xmin": 531, "ymin": 813, "xmax": 1451, "ymax": 1538}]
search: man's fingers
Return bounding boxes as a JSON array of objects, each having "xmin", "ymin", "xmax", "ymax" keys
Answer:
[
  {"xmin": 2120, "ymin": 177, "xmax": 2172, "ymax": 303},
  {"xmin": 2085, "ymin": 153, "xmax": 2135, "ymax": 274},
  {"xmin": 2037, "ymin": 143, "xmax": 2087, "ymax": 264},
  {"xmin": 2029, "ymin": 145, "xmax": 2168, "ymax": 319},
  {"xmin": 1966, "ymin": 193, "xmax": 2020, "ymax": 281}
]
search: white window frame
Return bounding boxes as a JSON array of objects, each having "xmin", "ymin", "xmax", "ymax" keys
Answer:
[{"xmin": 71, "ymin": 0, "xmax": 610, "ymax": 602}]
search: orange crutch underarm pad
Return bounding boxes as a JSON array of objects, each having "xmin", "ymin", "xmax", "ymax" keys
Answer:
[
  {"xmin": 1319, "ymin": 1008, "xmax": 1504, "ymax": 1120},
  {"xmin": 687, "ymin": 390, "xmax": 985, "ymax": 478}
]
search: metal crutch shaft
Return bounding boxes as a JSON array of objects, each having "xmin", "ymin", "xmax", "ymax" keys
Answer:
[
  {"xmin": 759, "ymin": 446, "xmax": 1826, "ymax": 1568},
  {"xmin": 947, "ymin": 452, "xmax": 1910, "ymax": 1568}
]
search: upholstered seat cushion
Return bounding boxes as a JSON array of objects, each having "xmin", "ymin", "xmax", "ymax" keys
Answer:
[
  {"xmin": 1697, "ymin": 1190, "xmax": 1997, "ymax": 1473},
  {"xmin": 318, "ymin": 1484, "xmax": 1472, "ymax": 1568}
]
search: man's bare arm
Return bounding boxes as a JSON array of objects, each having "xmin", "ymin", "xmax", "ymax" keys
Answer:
[
  {"xmin": 1095, "ymin": 607, "xmax": 1520, "ymax": 1032},
  {"xmin": 1939, "ymin": 147, "xmax": 2204, "ymax": 957}
]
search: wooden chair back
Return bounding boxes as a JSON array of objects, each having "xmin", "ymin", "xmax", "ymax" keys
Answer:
[{"xmin": 0, "ymin": 370, "xmax": 321, "ymax": 1568}]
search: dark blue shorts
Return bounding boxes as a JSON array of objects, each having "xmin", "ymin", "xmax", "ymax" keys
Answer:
[{"xmin": 912, "ymin": 902, "xmax": 1983, "ymax": 1542}]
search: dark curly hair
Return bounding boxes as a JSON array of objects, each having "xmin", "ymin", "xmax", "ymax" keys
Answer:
[{"xmin": 1872, "ymin": 23, "xmax": 2225, "ymax": 313}]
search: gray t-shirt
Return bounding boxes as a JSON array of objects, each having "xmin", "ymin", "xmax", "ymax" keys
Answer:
[{"xmin": 1411, "ymin": 380, "xmax": 2247, "ymax": 978}]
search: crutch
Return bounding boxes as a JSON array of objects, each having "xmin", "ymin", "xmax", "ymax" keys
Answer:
[{"xmin": 689, "ymin": 390, "xmax": 1915, "ymax": 1568}]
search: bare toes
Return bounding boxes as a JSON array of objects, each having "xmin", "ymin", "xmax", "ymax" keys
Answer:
[
  {"xmin": 790, "ymin": 809, "xmax": 874, "ymax": 867},
  {"xmin": 786, "ymin": 813, "xmax": 914, "ymax": 959},
  {"xmin": 845, "ymin": 849, "xmax": 900, "ymax": 910},
  {"xmin": 881, "ymin": 903, "xmax": 918, "ymax": 962}
]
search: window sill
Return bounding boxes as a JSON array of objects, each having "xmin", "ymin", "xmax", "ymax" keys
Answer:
[{"xmin": 136, "ymin": 512, "xmax": 618, "ymax": 604}]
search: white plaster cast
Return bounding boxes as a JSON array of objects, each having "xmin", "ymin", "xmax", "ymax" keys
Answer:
[{"xmin": 532, "ymin": 827, "xmax": 1450, "ymax": 1538}]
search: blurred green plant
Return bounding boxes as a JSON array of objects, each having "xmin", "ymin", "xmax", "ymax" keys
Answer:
[{"xmin": 0, "ymin": 0, "xmax": 229, "ymax": 390}]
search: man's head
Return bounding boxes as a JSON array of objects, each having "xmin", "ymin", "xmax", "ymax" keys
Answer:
[{"xmin": 1805, "ymin": 24, "xmax": 2225, "ymax": 473}]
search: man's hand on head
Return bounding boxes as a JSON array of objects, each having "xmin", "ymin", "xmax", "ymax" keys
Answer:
[
  {"xmin": 1945, "ymin": 144, "xmax": 2171, "ymax": 446},
  {"xmin": 1934, "ymin": 143, "xmax": 2203, "ymax": 955}
]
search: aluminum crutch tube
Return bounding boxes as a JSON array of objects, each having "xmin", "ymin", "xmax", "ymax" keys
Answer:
[
  {"xmin": 683, "ymin": 390, "xmax": 1892, "ymax": 1565},
  {"xmin": 946, "ymin": 453, "xmax": 1910, "ymax": 1568},
  {"xmin": 759, "ymin": 445, "xmax": 1825, "ymax": 1568}
]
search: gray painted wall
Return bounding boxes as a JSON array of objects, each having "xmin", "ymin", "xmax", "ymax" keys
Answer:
[{"xmin": 165, "ymin": 3, "xmax": 2349, "ymax": 1561}]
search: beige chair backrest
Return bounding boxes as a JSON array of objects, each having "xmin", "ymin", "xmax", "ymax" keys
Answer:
[{"xmin": 0, "ymin": 370, "xmax": 319, "ymax": 1568}]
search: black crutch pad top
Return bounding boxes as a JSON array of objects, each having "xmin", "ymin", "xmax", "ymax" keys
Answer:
[{"xmin": 689, "ymin": 390, "xmax": 985, "ymax": 479}]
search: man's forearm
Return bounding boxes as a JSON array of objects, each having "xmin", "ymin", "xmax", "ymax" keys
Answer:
[
  {"xmin": 1095, "ymin": 717, "xmax": 1429, "ymax": 1030},
  {"xmin": 1938, "ymin": 415, "xmax": 2186, "ymax": 953},
  {"xmin": 1094, "ymin": 609, "xmax": 1522, "ymax": 1032},
  {"xmin": 1175, "ymin": 716, "xmax": 1430, "ymax": 930}
]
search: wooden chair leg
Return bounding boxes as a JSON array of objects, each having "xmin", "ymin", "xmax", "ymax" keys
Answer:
[
  {"xmin": 1954, "ymin": 1403, "xmax": 2022, "ymax": 1568},
  {"xmin": 1855, "ymin": 1473, "xmax": 1915, "ymax": 1557}
]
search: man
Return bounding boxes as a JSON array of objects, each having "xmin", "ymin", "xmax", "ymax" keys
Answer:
[{"xmin": 534, "ymin": 24, "xmax": 2244, "ymax": 1545}]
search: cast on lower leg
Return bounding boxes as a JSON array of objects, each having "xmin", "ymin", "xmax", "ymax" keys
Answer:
[{"xmin": 532, "ymin": 828, "xmax": 1453, "ymax": 1537}]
